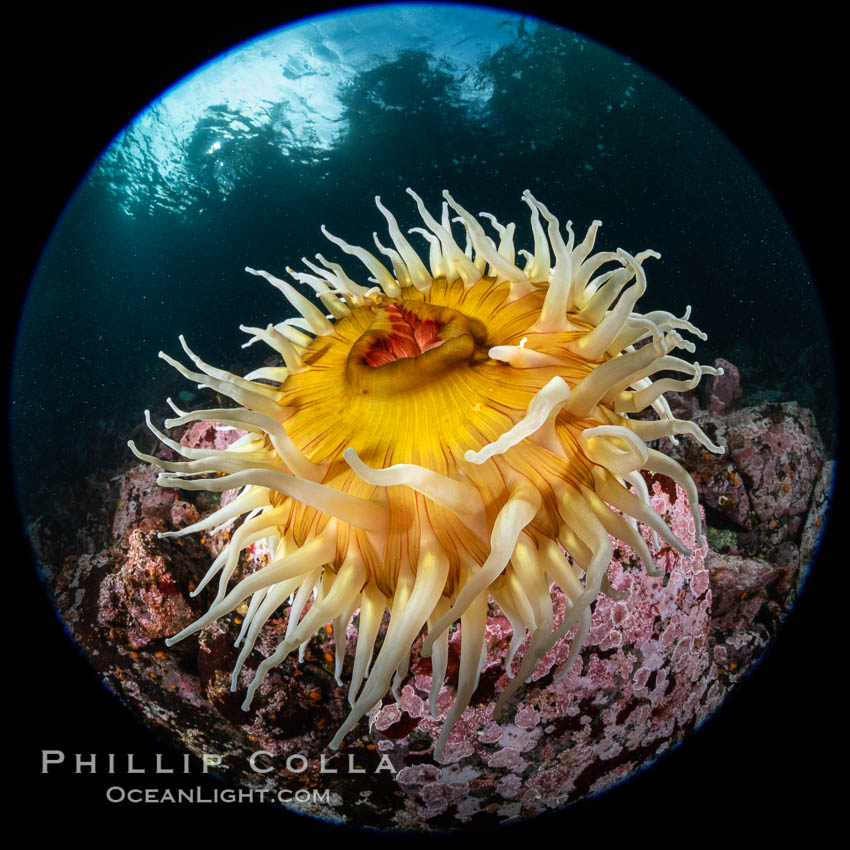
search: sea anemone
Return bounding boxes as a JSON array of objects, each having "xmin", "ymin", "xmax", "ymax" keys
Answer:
[{"xmin": 129, "ymin": 189, "xmax": 724, "ymax": 758}]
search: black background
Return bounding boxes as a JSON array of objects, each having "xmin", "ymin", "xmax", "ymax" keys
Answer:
[{"xmin": 10, "ymin": 1, "xmax": 841, "ymax": 840}]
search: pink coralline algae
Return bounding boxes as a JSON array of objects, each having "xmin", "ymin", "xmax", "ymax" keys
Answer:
[
  {"xmin": 726, "ymin": 403, "xmax": 821, "ymax": 524},
  {"xmin": 707, "ymin": 358, "xmax": 742, "ymax": 415},
  {"xmin": 663, "ymin": 361, "xmax": 825, "ymax": 553},
  {"xmin": 111, "ymin": 463, "xmax": 178, "ymax": 540},
  {"xmin": 97, "ymin": 529, "xmax": 196, "ymax": 650},
  {"xmin": 179, "ymin": 420, "xmax": 248, "ymax": 452},
  {"xmin": 660, "ymin": 359, "xmax": 832, "ymax": 693},
  {"xmin": 378, "ymin": 478, "xmax": 715, "ymax": 821},
  {"xmin": 33, "ymin": 381, "xmax": 834, "ymax": 828},
  {"xmin": 116, "ymin": 424, "xmax": 719, "ymax": 823}
]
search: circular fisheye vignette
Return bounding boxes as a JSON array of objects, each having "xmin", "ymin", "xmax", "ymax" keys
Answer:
[{"xmin": 16, "ymin": 2, "xmax": 833, "ymax": 828}]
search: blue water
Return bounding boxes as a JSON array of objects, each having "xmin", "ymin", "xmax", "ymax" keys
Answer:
[{"xmin": 11, "ymin": 3, "xmax": 834, "ymax": 518}]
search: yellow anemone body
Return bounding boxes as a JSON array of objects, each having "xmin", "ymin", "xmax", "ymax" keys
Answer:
[{"xmin": 132, "ymin": 188, "xmax": 724, "ymax": 758}]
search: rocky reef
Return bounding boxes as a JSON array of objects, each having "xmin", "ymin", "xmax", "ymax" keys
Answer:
[{"xmin": 27, "ymin": 360, "xmax": 834, "ymax": 829}]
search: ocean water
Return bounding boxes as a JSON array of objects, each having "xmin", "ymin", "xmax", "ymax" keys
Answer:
[
  {"xmin": 11, "ymin": 2, "xmax": 838, "ymax": 832},
  {"xmin": 12, "ymin": 4, "xmax": 835, "ymax": 519}
]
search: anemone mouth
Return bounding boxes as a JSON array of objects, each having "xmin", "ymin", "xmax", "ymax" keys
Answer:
[
  {"xmin": 345, "ymin": 298, "xmax": 489, "ymax": 395},
  {"xmin": 364, "ymin": 303, "xmax": 447, "ymax": 366}
]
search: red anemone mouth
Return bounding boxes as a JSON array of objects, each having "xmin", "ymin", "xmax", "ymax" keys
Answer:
[{"xmin": 364, "ymin": 303, "xmax": 445, "ymax": 367}]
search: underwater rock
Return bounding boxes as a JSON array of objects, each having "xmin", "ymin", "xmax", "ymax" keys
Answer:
[
  {"xmin": 87, "ymin": 476, "xmax": 720, "ymax": 826},
  {"xmin": 707, "ymin": 357, "xmax": 741, "ymax": 414},
  {"xmin": 111, "ymin": 463, "xmax": 177, "ymax": 540},
  {"xmin": 706, "ymin": 551, "xmax": 798, "ymax": 635},
  {"xmin": 54, "ymin": 548, "xmax": 121, "ymax": 653},
  {"xmin": 662, "ymin": 398, "xmax": 824, "ymax": 542},
  {"xmin": 352, "ymin": 480, "xmax": 719, "ymax": 822},
  {"xmin": 663, "ymin": 438, "xmax": 752, "ymax": 530},
  {"xmin": 170, "ymin": 498, "xmax": 201, "ymax": 530},
  {"xmin": 180, "ymin": 420, "xmax": 248, "ymax": 452},
  {"xmin": 27, "ymin": 472, "xmax": 119, "ymax": 582},
  {"xmin": 664, "ymin": 388, "xmax": 700, "ymax": 420},
  {"xmin": 724, "ymin": 402, "xmax": 823, "ymax": 525},
  {"xmin": 704, "ymin": 545, "xmax": 801, "ymax": 690},
  {"xmin": 798, "ymin": 459, "xmax": 835, "ymax": 592},
  {"xmin": 98, "ymin": 529, "xmax": 198, "ymax": 650},
  {"xmin": 34, "ymin": 410, "xmax": 826, "ymax": 827}
]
